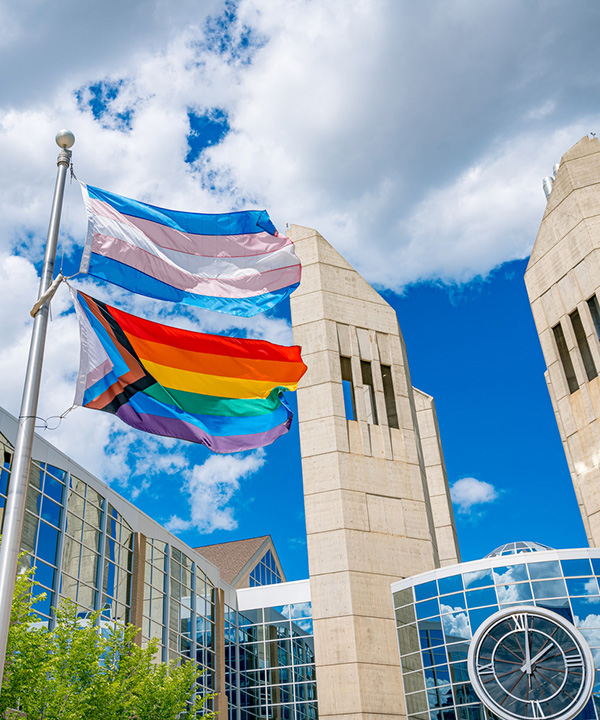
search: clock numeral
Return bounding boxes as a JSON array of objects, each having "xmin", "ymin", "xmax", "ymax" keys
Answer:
[
  {"xmin": 478, "ymin": 662, "xmax": 494, "ymax": 675},
  {"xmin": 513, "ymin": 614, "xmax": 528, "ymax": 631},
  {"xmin": 565, "ymin": 654, "xmax": 583, "ymax": 668},
  {"xmin": 531, "ymin": 701, "xmax": 545, "ymax": 718}
]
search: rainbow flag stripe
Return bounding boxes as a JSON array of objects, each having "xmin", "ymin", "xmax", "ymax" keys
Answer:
[
  {"xmin": 79, "ymin": 183, "xmax": 301, "ymax": 317},
  {"xmin": 72, "ymin": 290, "xmax": 307, "ymax": 453}
]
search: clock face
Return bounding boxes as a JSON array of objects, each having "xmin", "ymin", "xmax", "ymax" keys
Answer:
[{"xmin": 467, "ymin": 606, "xmax": 594, "ymax": 720}]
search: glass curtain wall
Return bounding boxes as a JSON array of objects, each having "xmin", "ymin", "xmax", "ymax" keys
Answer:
[
  {"xmin": 228, "ymin": 601, "xmax": 317, "ymax": 720},
  {"xmin": 394, "ymin": 553, "xmax": 600, "ymax": 720},
  {"xmin": 0, "ymin": 427, "xmax": 315, "ymax": 719},
  {"xmin": 249, "ymin": 550, "xmax": 283, "ymax": 587},
  {"xmin": 0, "ymin": 435, "xmax": 134, "ymax": 625},
  {"xmin": 142, "ymin": 540, "xmax": 215, "ymax": 701}
]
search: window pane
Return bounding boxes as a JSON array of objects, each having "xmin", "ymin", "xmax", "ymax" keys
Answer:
[
  {"xmin": 566, "ymin": 577, "xmax": 599, "ymax": 597},
  {"xmin": 86, "ymin": 487, "xmax": 102, "ymax": 508},
  {"xmin": 497, "ymin": 581, "xmax": 532, "ymax": 605},
  {"xmin": 43, "ymin": 472, "xmax": 64, "ymax": 503},
  {"xmin": 40, "ymin": 496, "xmax": 61, "ymax": 528},
  {"xmin": 562, "ymin": 558, "xmax": 593, "ymax": 577},
  {"xmin": 415, "ymin": 580, "xmax": 437, "ymax": 601},
  {"xmin": 84, "ymin": 503, "xmax": 102, "ymax": 528},
  {"xmin": 0, "ymin": 466, "xmax": 8, "ymax": 497},
  {"xmin": 463, "ymin": 569, "xmax": 493, "ymax": 589},
  {"xmin": 465, "ymin": 586, "xmax": 497, "ymax": 609},
  {"xmin": 77, "ymin": 583, "xmax": 95, "ymax": 610},
  {"xmin": 571, "ymin": 596, "xmax": 600, "ymax": 628},
  {"xmin": 26, "ymin": 486, "xmax": 41, "ymax": 516},
  {"xmin": 493, "ymin": 564, "xmax": 528, "ymax": 584},
  {"xmin": 104, "ymin": 559, "xmax": 116, "ymax": 597},
  {"xmin": 415, "ymin": 598, "xmax": 439, "ymax": 619},
  {"xmin": 531, "ymin": 578, "xmax": 567, "ymax": 599},
  {"xmin": 82, "ymin": 523, "xmax": 100, "ymax": 551},
  {"xmin": 29, "ymin": 464, "xmax": 43, "ymax": 492},
  {"xmin": 438, "ymin": 575, "xmax": 463, "ymax": 595},
  {"xmin": 468, "ymin": 605, "xmax": 500, "ymax": 632},
  {"xmin": 528, "ymin": 560, "xmax": 561, "ymax": 580},
  {"xmin": 442, "ymin": 612, "xmax": 471, "ymax": 642},
  {"xmin": 36, "ymin": 521, "xmax": 59, "ymax": 565},
  {"xmin": 65, "ymin": 512, "xmax": 82, "ymax": 540},
  {"xmin": 440, "ymin": 593, "xmax": 466, "ymax": 613},
  {"xmin": 79, "ymin": 549, "xmax": 99, "ymax": 586},
  {"xmin": 21, "ymin": 511, "xmax": 37, "ymax": 554},
  {"xmin": 33, "ymin": 559, "xmax": 56, "ymax": 590}
]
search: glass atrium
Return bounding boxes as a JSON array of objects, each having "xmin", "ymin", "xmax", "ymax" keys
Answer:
[
  {"xmin": 392, "ymin": 546, "xmax": 600, "ymax": 720},
  {"xmin": 0, "ymin": 408, "xmax": 317, "ymax": 720}
]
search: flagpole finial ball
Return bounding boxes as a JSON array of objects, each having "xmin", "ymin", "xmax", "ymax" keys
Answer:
[{"xmin": 55, "ymin": 130, "xmax": 75, "ymax": 149}]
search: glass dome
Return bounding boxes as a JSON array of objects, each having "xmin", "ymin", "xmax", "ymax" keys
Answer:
[{"xmin": 485, "ymin": 540, "xmax": 554, "ymax": 558}]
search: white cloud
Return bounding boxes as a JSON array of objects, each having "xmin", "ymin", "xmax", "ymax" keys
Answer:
[
  {"xmin": 0, "ymin": 0, "xmax": 599, "ymax": 535},
  {"xmin": 201, "ymin": 1, "xmax": 600, "ymax": 288},
  {"xmin": 166, "ymin": 449, "xmax": 266, "ymax": 534},
  {"xmin": 440, "ymin": 608, "xmax": 471, "ymax": 641},
  {"xmin": 0, "ymin": 1, "xmax": 598, "ymax": 290},
  {"xmin": 450, "ymin": 476, "xmax": 499, "ymax": 514}
]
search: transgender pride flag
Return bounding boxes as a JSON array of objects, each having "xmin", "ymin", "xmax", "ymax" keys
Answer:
[{"xmin": 79, "ymin": 183, "xmax": 301, "ymax": 317}]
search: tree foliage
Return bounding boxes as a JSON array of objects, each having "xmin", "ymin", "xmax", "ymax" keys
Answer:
[{"xmin": 1, "ymin": 565, "xmax": 215, "ymax": 720}]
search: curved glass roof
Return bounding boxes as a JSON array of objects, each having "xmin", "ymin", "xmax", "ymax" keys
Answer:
[{"xmin": 485, "ymin": 540, "xmax": 554, "ymax": 558}]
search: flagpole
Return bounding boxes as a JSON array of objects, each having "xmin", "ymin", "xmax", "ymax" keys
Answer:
[{"xmin": 0, "ymin": 130, "xmax": 74, "ymax": 692}]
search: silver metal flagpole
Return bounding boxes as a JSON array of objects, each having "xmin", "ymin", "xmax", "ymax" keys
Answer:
[{"xmin": 0, "ymin": 130, "xmax": 75, "ymax": 692}]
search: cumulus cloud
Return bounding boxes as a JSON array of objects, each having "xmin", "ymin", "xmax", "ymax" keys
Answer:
[
  {"xmin": 202, "ymin": 0, "xmax": 600, "ymax": 288},
  {"xmin": 0, "ymin": 1, "xmax": 599, "ymax": 288},
  {"xmin": 450, "ymin": 476, "xmax": 499, "ymax": 514},
  {"xmin": 440, "ymin": 608, "xmax": 471, "ymax": 641},
  {"xmin": 166, "ymin": 449, "xmax": 266, "ymax": 534}
]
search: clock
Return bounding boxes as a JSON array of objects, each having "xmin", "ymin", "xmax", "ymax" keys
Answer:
[{"xmin": 467, "ymin": 605, "xmax": 594, "ymax": 720}]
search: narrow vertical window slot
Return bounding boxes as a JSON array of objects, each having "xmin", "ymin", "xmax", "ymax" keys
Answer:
[
  {"xmin": 587, "ymin": 295, "xmax": 600, "ymax": 342},
  {"xmin": 570, "ymin": 308, "xmax": 597, "ymax": 381},
  {"xmin": 381, "ymin": 365, "xmax": 399, "ymax": 429},
  {"xmin": 360, "ymin": 361, "xmax": 379, "ymax": 425},
  {"xmin": 552, "ymin": 322, "xmax": 579, "ymax": 393},
  {"xmin": 340, "ymin": 357, "xmax": 356, "ymax": 421}
]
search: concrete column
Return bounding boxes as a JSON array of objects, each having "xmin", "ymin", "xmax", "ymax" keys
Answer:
[
  {"xmin": 525, "ymin": 136, "xmax": 600, "ymax": 547},
  {"xmin": 211, "ymin": 587, "xmax": 228, "ymax": 719},
  {"xmin": 289, "ymin": 226, "xmax": 459, "ymax": 720},
  {"xmin": 130, "ymin": 532, "xmax": 146, "ymax": 646},
  {"xmin": 413, "ymin": 389, "xmax": 460, "ymax": 567}
]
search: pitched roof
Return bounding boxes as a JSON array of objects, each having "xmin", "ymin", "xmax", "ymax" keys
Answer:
[{"xmin": 194, "ymin": 535, "xmax": 275, "ymax": 586}]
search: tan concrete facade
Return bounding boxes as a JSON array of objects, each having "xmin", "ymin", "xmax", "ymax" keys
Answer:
[
  {"xmin": 413, "ymin": 389, "xmax": 460, "ymax": 567},
  {"xmin": 289, "ymin": 226, "xmax": 459, "ymax": 720},
  {"xmin": 525, "ymin": 136, "xmax": 600, "ymax": 548}
]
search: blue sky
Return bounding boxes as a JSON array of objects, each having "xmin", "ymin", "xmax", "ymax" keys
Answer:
[
  {"xmin": 121, "ymin": 258, "xmax": 587, "ymax": 580},
  {"xmin": 0, "ymin": 1, "xmax": 599, "ymax": 582},
  {"xmin": 390, "ymin": 263, "xmax": 588, "ymax": 563}
]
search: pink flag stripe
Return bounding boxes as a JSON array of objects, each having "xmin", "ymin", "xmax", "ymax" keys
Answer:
[
  {"xmin": 88, "ymin": 214, "xmax": 300, "ymax": 277},
  {"xmin": 90, "ymin": 198, "xmax": 293, "ymax": 258},
  {"xmin": 91, "ymin": 234, "xmax": 303, "ymax": 297}
]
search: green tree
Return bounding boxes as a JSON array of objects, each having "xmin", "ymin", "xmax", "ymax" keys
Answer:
[{"xmin": 0, "ymin": 565, "xmax": 215, "ymax": 720}]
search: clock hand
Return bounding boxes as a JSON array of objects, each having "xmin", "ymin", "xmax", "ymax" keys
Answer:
[
  {"xmin": 520, "ymin": 644, "xmax": 553, "ymax": 673},
  {"xmin": 524, "ymin": 627, "xmax": 532, "ymax": 675}
]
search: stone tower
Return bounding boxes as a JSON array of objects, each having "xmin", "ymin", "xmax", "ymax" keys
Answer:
[
  {"xmin": 525, "ymin": 135, "xmax": 600, "ymax": 548},
  {"xmin": 289, "ymin": 225, "xmax": 460, "ymax": 720}
]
